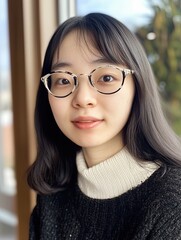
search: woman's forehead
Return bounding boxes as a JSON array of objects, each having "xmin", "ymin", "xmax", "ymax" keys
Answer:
[
  {"xmin": 51, "ymin": 28, "xmax": 126, "ymax": 69},
  {"xmin": 52, "ymin": 30, "xmax": 104, "ymax": 66}
]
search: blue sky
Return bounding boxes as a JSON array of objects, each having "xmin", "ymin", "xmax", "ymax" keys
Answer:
[{"xmin": 76, "ymin": 0, "xmax": 158, "ymax": 30}]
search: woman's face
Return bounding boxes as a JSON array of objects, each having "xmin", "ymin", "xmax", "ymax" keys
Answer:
[{"xmin": 48, "ymin": 31, "xmax": 135, "ymax": 166}]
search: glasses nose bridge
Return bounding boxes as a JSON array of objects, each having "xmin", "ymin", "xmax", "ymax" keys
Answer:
[
  {"xmin": 76, "ymin": 72, "xmax": 93, "ymax": 86},
  {"xmin": 77, "ymin": 72, "xmax": 90, "ymax": 79}
]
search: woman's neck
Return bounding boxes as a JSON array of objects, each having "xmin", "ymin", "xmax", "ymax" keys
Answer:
[{"xmin": 82, "ymin": 137, "xmax": 124, "ymax": 167}]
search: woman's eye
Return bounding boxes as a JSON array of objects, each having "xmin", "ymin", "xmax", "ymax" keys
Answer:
[
  {"xmin": 101, "ymin": 75, "xmax": 114, "ymax": 82},
  {"xmin": 56, "ymin": 78, "xmax": 70, "ymax": 85}
]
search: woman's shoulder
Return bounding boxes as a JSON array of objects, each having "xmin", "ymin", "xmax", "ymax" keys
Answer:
[
  {"xmin": 155, "ymin": 165, "xmax": 181, "ymax": 188},
  {"xmin": 36, "ymin": 186, "xmax": 73, "ymax": 209},
  {"xmin": 132, "ymin": 165, "xmax": 181, "ymax": 239},
  {"xmin": 143, "ymin": 164, "xmax": 181, "ymax": 204}
]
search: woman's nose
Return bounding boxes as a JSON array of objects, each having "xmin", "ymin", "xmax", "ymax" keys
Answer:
[{"xmin": 72, "ymin": 76, "xmax": 97, "ymax": 108}]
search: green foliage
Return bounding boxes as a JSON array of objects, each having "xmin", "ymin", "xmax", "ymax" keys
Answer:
[{"xmin": 136, "ymin": 0, "xmax": 181, "ymax": 135}]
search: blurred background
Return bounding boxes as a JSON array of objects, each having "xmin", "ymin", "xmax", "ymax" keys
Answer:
[{"xmin": 0, "ymin": 0, "xmax": 180, "ymax": 239}]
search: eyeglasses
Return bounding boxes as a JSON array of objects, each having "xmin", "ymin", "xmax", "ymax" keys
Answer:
[{"xmin": 41, "ymin": 65, "xmax": 134, "ymax": 98}]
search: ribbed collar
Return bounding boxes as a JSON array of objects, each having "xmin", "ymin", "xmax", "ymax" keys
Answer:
[{"xmin": 76, "ymin": 147, "xmax": 159, "ymax": 199}]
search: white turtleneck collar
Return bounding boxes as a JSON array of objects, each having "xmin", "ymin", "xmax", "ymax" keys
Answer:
[{"xmin": 76, "ymin": 147, "xmax": 159, "ymax": 199}]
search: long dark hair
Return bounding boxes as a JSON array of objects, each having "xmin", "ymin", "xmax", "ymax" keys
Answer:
[{"xmin": 27, "ymin": 13, "xmax": 181, "ymax": 194}]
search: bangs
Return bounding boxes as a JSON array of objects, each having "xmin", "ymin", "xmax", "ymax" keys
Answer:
[
  {"xmin": 53, "ymin": 25, "xmax": 128, "ymax": 69},
  {"xmin": 76, "ymin": 29, "xmax": 127, "ymax": 66}
]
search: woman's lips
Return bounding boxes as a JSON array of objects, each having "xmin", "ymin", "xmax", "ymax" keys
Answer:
[{"xmin": 72, "ymin": 117, "xmax": 103, "ymax": 129}]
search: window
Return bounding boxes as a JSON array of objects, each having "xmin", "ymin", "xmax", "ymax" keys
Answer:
[{"xmin": 0, "ymin": 0, "xmax": 17, "ymax": 239}]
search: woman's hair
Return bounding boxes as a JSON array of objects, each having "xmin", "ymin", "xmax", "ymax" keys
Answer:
[{"xmin": 27, "ymin": 12, "xmax": 181, "ymax": 194}]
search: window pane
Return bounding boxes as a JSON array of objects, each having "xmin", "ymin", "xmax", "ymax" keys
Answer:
[{"xmin": 0, "ymin": 0, "xmax": 17, "ymax": 239}]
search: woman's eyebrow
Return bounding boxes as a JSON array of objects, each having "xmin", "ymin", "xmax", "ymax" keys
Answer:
[
  {"xmin": 51, "ymin": 58, "xmax": 115, "ymax": 70},
  {"xmin": 91, "ymin": 58, "xmax": 115, "ymax": 65},
  {"xmin": 51, "ymin": 62, "xmax": 72, "ymax": 70}
]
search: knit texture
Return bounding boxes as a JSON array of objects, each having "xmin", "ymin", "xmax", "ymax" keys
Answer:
[
  {"xmin": 76, "ymin": 147, "xmax": 159, "ymax": 199},
  {"xmin": 29, "ymin": 166, "xmax": 181, "ymax": 240}
]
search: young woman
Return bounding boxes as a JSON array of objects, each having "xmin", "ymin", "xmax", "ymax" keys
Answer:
[{"xmin": 28, "ymin": 13, "xmax": 181, "ymax": 239}]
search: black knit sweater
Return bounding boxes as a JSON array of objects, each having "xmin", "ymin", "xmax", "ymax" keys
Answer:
[{"xmin": 29, "ymin": 166, "xmax": 181, "ymax": 240}]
